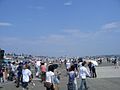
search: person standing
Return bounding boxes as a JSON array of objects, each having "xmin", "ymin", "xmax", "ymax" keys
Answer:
[
  {"xmin": 40, "ymin": 62, "xmax": 46, "ymax": 82},
  {"xmin": 91, "ymin": 64, "xmax": 97, "ymax": 78},
  {"xmin": 66, "ymin": 60, "xmax": 71, "ymax": 71},
  {"xmin": 88, "ymin": 62, "xmax": 92, "ymax": 77},
  {"xmin": 16, "ymin": 63, "xmax": 23, "ymax": 88},
  {"xmin": 35, "ymin": 60, "xmax": 41, "ymax": 77},
  {"xmin": 79, "ymin": 61, "xmax": 90, "ymax": 90},
  {"xmin": 115, "ymin": 57, "xmax": 119, "ymax": 69},
  {"xmin": 0, "ymin": 68, "xmax": 3, "ymax": 83},
  {"xmin": 11, "ymin": 62, "xmax": 16, "ymax": 81},
  {"xmin": 54, "ymin": 68, "xmax": 61, "ymax": 90},
  {"xmin": 45, "ymin": 65, "xmax": 55, "ymax": 90},
  {"xmin": 67, "ymin": 65, "xmax": 78, "ymax": 90},
  {"xmin": 22, "ymin": 65, "xmax": 32, "ymax": 90}
]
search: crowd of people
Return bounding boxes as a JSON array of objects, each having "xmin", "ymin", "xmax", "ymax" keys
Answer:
[
  {"xmin": 66, "ymin": 59, "xmax": 97, "ymax": 90},
  {"xmin": 0, "ymin": 59, "xmax": 61, "ymax": 90},
  {"xmin": 0, "ymin": 57, "xmax": 119, "ymax": 90}
]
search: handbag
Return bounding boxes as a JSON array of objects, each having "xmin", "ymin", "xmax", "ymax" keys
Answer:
[{"xmin": 44, "ymin": 82, "xmax": 52, "ymax": 88}]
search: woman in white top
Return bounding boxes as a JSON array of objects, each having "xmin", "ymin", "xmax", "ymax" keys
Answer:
[
  {"xmin": 45, "ymin": 65, "xmax": 55, "ymax": 90},
  {"xmin": 22, "ymin": 65, "xmax": 32, "ymax": 90}
]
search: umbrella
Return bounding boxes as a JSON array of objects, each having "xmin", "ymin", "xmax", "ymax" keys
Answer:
[
  {"xmin": 89, "ymin": 60, "xmax": 98, "ymax": 66},
  {"xmin": 52, "ymin": 64, "xmax": 59, "ymax": 69},
  {"xmin": 49, "ymin": 64, "xmax": 59, "ymax": 70}
]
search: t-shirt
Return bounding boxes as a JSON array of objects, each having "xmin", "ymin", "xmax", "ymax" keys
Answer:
[
  {"xmin": 11, "ymin": 64, "xmax": 16, "ymax": 72},
  {"xmin": 46, "ymin": 71, "xmax": 54, "ymax": 83},
  {"xmin": 68, "ymin": 71, "xmax": 76, "ymax": 90},
  {"xmin": 41, "ymin": 65, "xmax": 46, "ymax": 72},
  {"xmin": 80, "ymin": 66, "xmax": 90, "ymax": 79},
  {"xmin": 36, "ymin": 61, "xmax": 41, "ymax": 66},
  {"xmin": 69, "ymin": 71, "xmax": 76, "ymax": 81},
  {"xmin": 66, "ymin": 62, "xmax": 71, "ymax": 69},
  {"xmin": 22, "ymin": 69, "xmax": 31, "ymax": 82}
]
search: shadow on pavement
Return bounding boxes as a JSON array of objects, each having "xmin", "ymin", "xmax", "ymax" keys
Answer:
[{"xmin": 0, "ymin": 87, "xmax": 3, "ymax": 88}]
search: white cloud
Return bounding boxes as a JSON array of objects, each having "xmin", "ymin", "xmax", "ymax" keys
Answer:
[
  {"xmin": 1, "ymin": 23, "xmax": 120, "ymax": 56},
  {"xmin": 102, "ymin": 22, "xmax": 120, "ymax": 30},
  {"xmin": 28, "ymin": 6, "xmax": 44, "ymax": 10},
  {"xmin": 38, "ymin": 34, "xmax": 66, "ymax": 45},
  {"xmin": 0, "ymin": 37, "xmax": 22, "ymax": 43},
  {"xmin": 64, "ymin": 29, "xmax": 80, "ymax": 34},
  {"xmin": 0, "ymin": 22, "xmax": 12, "ymax": 26},
  {"xmin": 63, "ymin": 29, "xmax": 92, "ymax": 38},
  {"xmin": 64, "ymin": 1, "xmax": 72, "ymax": 6},
  {"xmin": 0, "ymin": 29, "xmax": 90, "ymax": 48}
]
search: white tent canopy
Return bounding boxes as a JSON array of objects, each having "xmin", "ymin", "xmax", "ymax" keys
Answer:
[{"xmin": 88, "ymin": 60, "xmax": 98, "ymax": 66}]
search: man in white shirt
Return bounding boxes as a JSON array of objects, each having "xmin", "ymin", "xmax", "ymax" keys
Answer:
[
  {"xmin": 35, "ymin": 60, "xmax": 41, "ymax": 77},
  {"xmin": 79, "ymin": 61, "xmax": 90, "ymax": 90},
  {"xmin": 22, "ymin": 65, "xmax": 32, "ymax": 90},
  {"xmin": 66, "ymin": 60, "xmax": 71, "ymax": 71}
]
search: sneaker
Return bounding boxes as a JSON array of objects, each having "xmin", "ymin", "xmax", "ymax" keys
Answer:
[
  {"xmin": 85, "ymin": 87, "xmax": 89, "ymax": 90},
  {"xmin": 16, "ymin": 85, "xmax": 19, "ymax": 88}
]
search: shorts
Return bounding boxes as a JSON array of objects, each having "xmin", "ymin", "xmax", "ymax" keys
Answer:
[{"xmin": 22, "ymin": 82, "xmax": 29, "ymax": 88}]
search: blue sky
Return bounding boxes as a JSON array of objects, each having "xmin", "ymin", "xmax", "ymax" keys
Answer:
[{"xmin": 0, "ymin": 0, "xmax": 120, "ymax": 57}]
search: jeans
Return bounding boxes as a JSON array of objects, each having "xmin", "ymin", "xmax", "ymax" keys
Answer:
[
  {"xmin": 79, "ymin": 79, "xmax": 88, "ymax": 90},
  {"xmin": 0, "ymin": 77, "xmax": 3, "ymax": 83},
  {"xmin": 67, "ymin": 81, "xmax": 76, "ymax": 90},
  {"xmin": 74, "ymin": 78, "xmax": 78, "ymax": 90},
  {"xmin": 16, "ymin": 76, "xmax": 20, "ymax": 87}
]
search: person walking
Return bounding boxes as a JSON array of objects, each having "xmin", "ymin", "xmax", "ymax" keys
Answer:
[
  {"xmin": 79, "ymin": 61, "xmax": 90, "ymax": 90},
  {"xmin": 16, "ymin": 62, "xmax": 23, "ymax": 88},
  {"xmin": 0, "ymin": 67, "xmax": 3, "ymax": 83},
  {"xmin": 66, "ymin": 60, "xmax": 71, "ymax": 72},
  {"xmin": 115, "ymin": 57, "xmax": 119, "ymax": 69},
  {"xmin": 22, "ymin": 65, "xmax": 32, "ymax": 90},
  {"xmin": 35, "ymin": 60, "xmax": 41, "ymax": 77},
  {"xmin": 54, "ymin": 68, "xmax": 61, "ymax": 90},
  {"xmin": 40, "ymin": 62, "xmax": 46, "ymax": 82},
  {"xmin": 67, "ymin": 65, "xmax": 78, "ymax": 90},
  {"xmin": 44, "ymin": 65, "xmax": 55, "ymax": 90},
  {"xmin": 91, "ymin": 64, "xmax": 97, "ymax": 78},
  {"xmin": 88, "ymin": 62, "xmax": 92, "ymax": 76}
]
